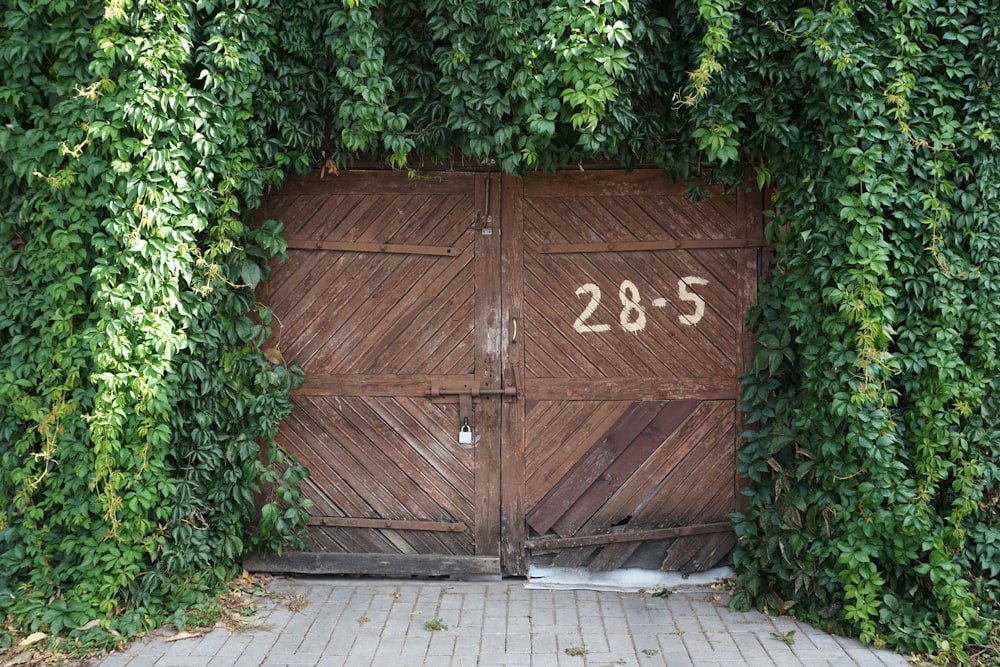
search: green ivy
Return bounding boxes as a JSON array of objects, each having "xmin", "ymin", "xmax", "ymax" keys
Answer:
[
  {"xmin": 0, "ymin": 0, "xmax": 322, "ymax": 644},
  {"xmin": 2, "ymin": 0, "xmax": 999, "ymax": 659},
  {"xmin": 681, "ymin": 0, "xmax": 1000, "ymax": 658}
]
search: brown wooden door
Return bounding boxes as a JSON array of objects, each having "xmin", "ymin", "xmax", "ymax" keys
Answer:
[
  {"xmin": 255, "ymin": 171, "xmax": 504, "ymax": 576},
  {"xmin": 251, "ymin": 169, "xmax": 760, "ymax": 577},
  {"xmin": 499, "ymin": 171, "xmax": 761, "ymax": 575}
]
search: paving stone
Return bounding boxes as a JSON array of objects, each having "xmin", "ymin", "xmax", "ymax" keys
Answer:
[{"xmin": 87, "ymin": 578, "xmax": 918, "ymax": 667}]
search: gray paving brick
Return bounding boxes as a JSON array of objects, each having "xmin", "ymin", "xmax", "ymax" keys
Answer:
[{"xmin": 88, "ymin": 578, "xmax": 919, "ymax": 667}]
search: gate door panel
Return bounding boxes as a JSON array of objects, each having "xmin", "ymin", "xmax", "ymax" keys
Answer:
[
  {"xmin": 503, "ymin": 171, "xmax": 759, "ymax": 574},
  {"xmin": 251, "ymin": 168, "xmax": 760, "ymax": 577},
  {"xmin": 255, "ymin": 171, "xmax": 502, "ymax": 576}
]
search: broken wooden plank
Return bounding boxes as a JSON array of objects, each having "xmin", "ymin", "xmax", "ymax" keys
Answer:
[{"xmin": 526, "ymin": 521, "xmax": 732, "ymax": 551}]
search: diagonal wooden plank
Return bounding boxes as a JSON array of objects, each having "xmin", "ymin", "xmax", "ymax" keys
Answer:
[
  {"xmin": 523, "ymin": 250, "xmax": 734, "ymax": 379},
  {"xmin": 566, "ymin": 401, "xmax": 734, "ymax": 537},
  {"xmin": 323, "ymin": 397, "xmax": 474, "ymax": 555},
  {"xmin": 526, "ymin": 401, "xmax": 665, "ymax": 536},
  {"xmin": 525, "ymin": 402, "xmax": 627, "ymax": 508},
  {"xmin": 375, "ymin": 397, "xmax": 475, "ymax": 506},
  {"xmin": 584, "ymin": 538, "xmax": 642, "ymax": 572},
  {"xmin": 329, "ymin": 397, "xmax": 466, "ymax": 521},
  {"xmin": 310, "ymin": 251, "xmax": 473, "ymax": 373},
  {"xmin": 660, "ymin": 531, "xmax": 737, "ymax": 572},
  {"xmin": 549, "ymin": 400, "xmax": 700, "ymax": 536},
  {"xmin": 378, "ymin": 289, "xmax": 475, "ymax": 374},
  {"xmin": 276, "ymin": 251, "xmax": 409, "ymax": 366},
  {"xmin": 278, "ymin": 402, "xmax": 374, "ymax": 517},
  {"xmin": 625, "ymin": 407, "xmax": 736, "ymax": 526},
  {"xmin": 352, "ymin": 248, "xmax": 477, "ymax": 374}
]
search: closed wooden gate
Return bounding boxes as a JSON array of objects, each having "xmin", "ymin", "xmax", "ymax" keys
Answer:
[{"xmin": 250, "ymin": 169, "xmax": 762, "ymax": 577}]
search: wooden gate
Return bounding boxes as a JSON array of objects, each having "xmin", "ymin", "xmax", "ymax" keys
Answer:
[{"xmin": 249, "ymin": 169, "xmax": 762, "ymax": 577}]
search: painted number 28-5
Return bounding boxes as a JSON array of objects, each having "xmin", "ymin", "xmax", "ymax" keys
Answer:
[{"xmin": 573, "ymin": 277, "xmax": 709, "ymax": 333}]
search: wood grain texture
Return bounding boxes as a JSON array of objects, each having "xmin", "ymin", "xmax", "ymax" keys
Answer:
[
  {"xmin": 258, "ymin": 168, "xmax": 762, "ymax": 575},
  {"xmin": 262, "ymin": 171, "xmax": 487, "ymax": 559},
  {"xmin": 516, "ymin": 170, "xmax": 758, "ymax": 573}
]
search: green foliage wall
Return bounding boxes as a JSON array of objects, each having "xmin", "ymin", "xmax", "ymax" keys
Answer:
[
  {"xmin": 679, "ymin": 0, "xmax": 1000, "ymax": 657},
  {"xmin": 2, "ymin": 0, "xmax": 999, "ymax": 658},
  {"xmin": 0, "ymin": 0, "xmax": 326, "ymax": 643}
]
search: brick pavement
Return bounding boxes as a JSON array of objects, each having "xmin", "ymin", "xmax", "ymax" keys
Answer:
[{"xmin": 94, "ymin": 578, "xmax": 913, "ymax": 667}]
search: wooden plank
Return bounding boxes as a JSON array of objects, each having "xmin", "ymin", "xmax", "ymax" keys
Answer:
[
  {"xmin": 573, "ymin": 401, "xmax": 732, "ymax": 534},
  {"xmin": 283, "ymin": 237, "xmax": 459, "ymax": 256},
  {"xmin": 370, "ymin": 289, "xmax": 474, "ymax": 375},
  {"xmin": 526, "ymin": 378, "xmax": 737, "ymax": 401},
  {"xmin": 307, "ymin": 517, "xmax": 466, "ymax": 532},
  {"xmin": 271, "ymin": 169, "xmax": 480, "ymax": 196},
  {"xmin": 527, "ymin": 401, "xmax": 665, "ymax": 536},
  {"xmin": 311, "ymin": 252, "xmax": 474, "ymax": 375},
  {"xmin": 272, "ymin": 190, "xmax": 475, "ymax": 372},
  {"xmin": 633, "ymin": 418, "xmax": 736, "ymax": 526},
  {"xmin": 294, "ymin": 374, "xmax": 474, "ymax": 397},
  {"xmin": 331, "ymin": 397, "xmax": 472, "ymax": 529},
  {"xmin": 549, "ymin": 400, "xmax": 700, "ymax": 536},
  {"xmin": 276, "ymin": 252, "xmax": 408, "ymax": 367},
  {"xmin": 551, "ymin": 546, "xmax": 595, "ymax": 569},
  {"xmin": 300, "ymin": 398, "xmax": 472, "ymax": 557},
  {"xmin": 364, "ymin": 419, "xmax": 476, "ymax": 529},
  {"xmin": 244, "ymin": 552, "xmax": 501, "ymax": 577},
  {"xmin": 525, "ymin": 402, "xmax": 624, "ymax": 507},
  {"xmin": 608, "ymin": 192, "xmax": 738, "ymax": 242},
  {"xmin": 522, "ymin": 248, "xmax": 738, "ymax": 380},
  {"xmin": 527, "ymin": 255, "xmax": 737, "ymax": 377},
  {"xmin": 342, "ymin": 252, "xmax": 475, "ymax": 374},
  {"xmin": 585, "ymin": 540, "xmax": 641, "ymax": 572},
  {"xmin": 660, "ymin": 531, "xmax": 737, "ymax": 572},
  {"xmin": 474, "ymin": 173, "xmax": 502, "ymax": 558},
  {"xmin": 278, "ymin": 402, "xmax": 375, "ymax": 517},
  {"xmin": 500, "ymin": 174, "xmax": 528, "ymax": 575},
  {"xmin": 522, "ymin": 169, "xmax": 724, "ymax": 198},
  {"xmin": 595, "ymin": 402, "xmax": 735, "ymax": 533},
  {"xmin": 376, "ymin": 397, "xmax": 474, "ymax": 500},
  {"xmin": 526, "ymin": 522, "xmax": 732, "ymax": 550},
  {"xmin": 306, "ymin": 523, "xmax": 400, "ymax": 554},
  {"xmin": 538, "ymin": 238, "xmax": 768, "ymax": 254}
]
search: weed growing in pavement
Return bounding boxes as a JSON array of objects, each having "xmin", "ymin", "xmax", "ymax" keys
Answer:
[
  {"xmin": 564, "ymin": 644, "xmax": 589, "ymax": 656},
  {"xmin": 424, "ymin": 618, "xmax": 449, "ymax": 632}
]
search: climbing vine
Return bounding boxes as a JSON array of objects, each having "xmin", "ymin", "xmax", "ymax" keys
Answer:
[
  {"xmin": 680, "ymin": 0, "xmax": 1000, "ymax": 659},
  {"xmin": 0, "ymin": 0, "xmax": 326, "ymax": 646},
  {"xmin": 2, "ymin": 0, "xmax": 999, "ymax": 660}
]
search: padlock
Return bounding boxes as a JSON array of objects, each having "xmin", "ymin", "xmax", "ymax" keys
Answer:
[{"xmin": 458, "ymin": 418, "xmax": 473, "ymax": 444}]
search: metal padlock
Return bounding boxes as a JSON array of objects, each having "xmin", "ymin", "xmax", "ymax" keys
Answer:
[{"xmin": 458, "ymin": 418, "xmax": 473, "ymax": 444}]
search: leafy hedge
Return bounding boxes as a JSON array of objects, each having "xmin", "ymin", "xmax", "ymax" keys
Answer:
[
  {"xmin": 0, "ymin": 0, "xmax": 323, "ymax": 644},
  {"xmin": 682, "ymin": 1, "xmax": 1000, "ymax": 658},
  {"xmin": 1, "ymin": 0, "xmax": 999, "ymax": 659}
]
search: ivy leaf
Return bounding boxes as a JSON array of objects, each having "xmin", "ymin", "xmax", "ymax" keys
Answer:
[{"xmin": 240, "ymin": 260, "xmax": 262, "ymax": 289}]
